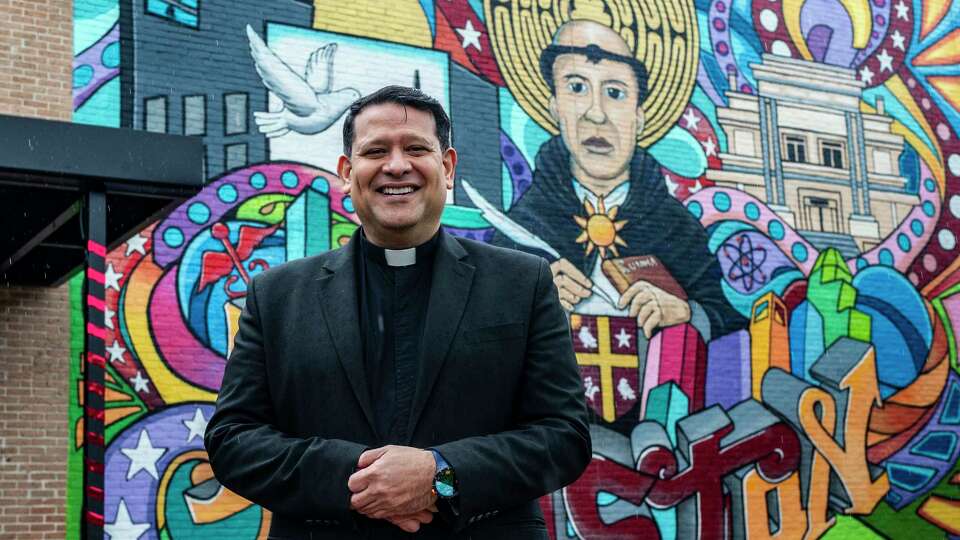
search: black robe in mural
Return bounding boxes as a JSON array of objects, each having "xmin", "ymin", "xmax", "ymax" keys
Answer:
[{"xmin": 492, "ymin": 136, "xmax": 747, "ymax": 339}]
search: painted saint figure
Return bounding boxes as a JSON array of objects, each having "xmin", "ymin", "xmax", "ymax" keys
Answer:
[{"xmin": 493, "ymin": 20, "xmax": 746, "ymax": 340}]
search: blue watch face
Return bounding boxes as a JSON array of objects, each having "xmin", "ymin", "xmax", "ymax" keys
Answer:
[{"xmin": 435, "ymin": 468, "xmax": 457, "ymax": 498}]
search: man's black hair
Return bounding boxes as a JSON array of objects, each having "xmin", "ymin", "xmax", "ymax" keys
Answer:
[
  {"xmin": 539, "ymin": 44, "xmax": 649, "ymax": 102},
  {"xmin": 341, "ymin": 85, "xmax": 451, "ymax": 155}
]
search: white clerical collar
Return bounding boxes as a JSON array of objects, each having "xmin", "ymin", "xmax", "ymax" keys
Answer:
[
  {"xmin": 384, "ymin": 248, "xmax": 417, "ymax": 267},
  {"xmin": 571, "ymin": 178, "xmax": 630, "ymax": 208}
]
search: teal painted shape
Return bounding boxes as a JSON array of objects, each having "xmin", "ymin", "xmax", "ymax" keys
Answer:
[
  {"xmin": 651, "ymin": 507, "xmax": 677, "ymax": 540},
  {"xmin": 941, "ymin": 379, "xmax": 960, "ymax": 425},
  {"xmin": 643, "ymin": 382, "xmax": 689, "ymax": 446},
  {"xmin": 885, "ymin": 462, "xmax": 936, "ymax": 492},
  {"xmin": 285, "ymin": 186, "xmax": 330, "ymax": 261},
  {"xmin": 73, "ymin": 77, "xmax": 119, "ymax": 127},
  {"xmin": 648, "ymin": 126, "xmax": 707, "ymax": 178},
  {"xmin": 596, "ymin": 491, "xmax": 618, "ymax": 506},
  {"xmin": 166, "ymin": 461, "xmax": 262, "ymax": 539},
  {"xmin": 909, "ymin": 431, "xmax": 957, "ymax": 462}
]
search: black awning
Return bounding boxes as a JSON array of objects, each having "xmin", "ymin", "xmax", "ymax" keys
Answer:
[{"xmin": 0, "ymin": 114, "xmax": 204, "ymax": 286}]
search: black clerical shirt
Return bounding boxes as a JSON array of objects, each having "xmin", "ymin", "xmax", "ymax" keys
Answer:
[{"xmin": 357, "ymin": 229, "xmax": 439, "ymax": 443}]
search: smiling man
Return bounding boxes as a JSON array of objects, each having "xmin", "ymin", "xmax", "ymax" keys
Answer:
[
  {"xmin": 493, "ymin": 20, "xmax": 746, "ymax": 342},
  {"xmin": 205, "ymin": 86, "xmax": 591, "ymax": 539}
]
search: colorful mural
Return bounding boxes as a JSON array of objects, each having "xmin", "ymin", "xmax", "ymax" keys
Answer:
[{"xmin": 70, "ymin": 0, "xmax": 960, "ymax": 537}]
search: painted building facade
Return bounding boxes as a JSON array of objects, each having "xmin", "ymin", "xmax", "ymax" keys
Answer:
[{"xmin": 67, "ymin": 0, "xmax": 960, "ymax": 538}]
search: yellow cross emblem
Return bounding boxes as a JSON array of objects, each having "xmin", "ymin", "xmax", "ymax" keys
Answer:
[{"xmin": 574, "ymin": 316, "xmax": 639, "ymax": 422}]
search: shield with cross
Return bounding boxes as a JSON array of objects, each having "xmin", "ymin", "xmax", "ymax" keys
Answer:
[{"xmin": 570, "ymin": 314, "xmax": 647, "ymax": 429}]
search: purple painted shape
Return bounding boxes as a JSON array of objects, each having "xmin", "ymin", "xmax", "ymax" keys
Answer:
[
  {"xmin": 697, "ymin": 61, "xmax": 726, "ymax": 106},
  {"xmin": 800, "ymin": 0, "xmax": 857, "ymax": 67},
  {"xmin": 499, "ymin": 132, "xmax": 533, "ymax": 205},
  {"xmin": 444, "ymin": 226, "xmax": 494, "ymax": 243},
  {"xmin": 806, "ymin": 25, "xmax": 834, "ymax": 62},
  {"xmin": 154, "ymin": 163, "xmax": 350, "ymax": 268},
  {"xmin": 717, "ymin": 231, "xmax": 794, "ymax": 294},
  {"xmin": 883, "ymin": 372, "xmax": 960, "ymax": 510},
  {"xmin": 853, "ymin": 0, "xmax": 892, "ymax": 65},
  {"xmin": 104, "ymin": 403, "xmax": 215, "ymax": 540},
  {"xmin": 709, "ymin": 0, "xmax": 749, "ymax": 93},
  {"xmin": 705, "ymin": 330, "xmax": 752, "ymax": 409},
  {"xmin": 73, "ymin": 23, "xmax": 119, "ymax": 110},
  {"xmin": 150, "ymin": 270, "xmax": 227, "ymax": 391}
]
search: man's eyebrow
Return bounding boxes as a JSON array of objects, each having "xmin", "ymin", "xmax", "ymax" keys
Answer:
[
  {"xmin": 562, "ymin": 74, "xmax": 586, "ymax": 80},
  {"xmin": 602, "ymin": 79, "xmax": 629, "ymax": 86}
]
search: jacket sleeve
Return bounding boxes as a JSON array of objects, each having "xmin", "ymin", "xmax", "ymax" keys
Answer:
[
  {"xmin": 203, "ymin": 274, "xmax": 366, "ymax": 521},
  {"xmin": 434, "ymin": 257, "xmax": 592, "ymax": 529}
]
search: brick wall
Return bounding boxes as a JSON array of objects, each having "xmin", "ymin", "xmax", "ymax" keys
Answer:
[{"xmin": 0, "ymin": 0, "xmax": 73, "ymax": 538}]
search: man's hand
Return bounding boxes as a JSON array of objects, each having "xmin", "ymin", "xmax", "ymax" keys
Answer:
[
  {"xmin": 384, "ymin": 509, "xmax": 435, "ymax": 533},
  {"xmin": 348, "ymin": 445, "xmax": 437, "ymax": 520},
  {"xmin": 551, "ymin": 258, "xmax": 592, "ymax": 311},
  {"xmin": 617, "ymin": 280, "xmax": 691, "ymax": 338}
]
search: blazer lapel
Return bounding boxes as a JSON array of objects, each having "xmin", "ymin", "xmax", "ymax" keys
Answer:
[
  {"xmin": 406, "ymin": 232, "xmax": 475, "ymax": 441},
  {"xmin": 316, "ymin": 232, "xmax": 377, "ymax": 435}
]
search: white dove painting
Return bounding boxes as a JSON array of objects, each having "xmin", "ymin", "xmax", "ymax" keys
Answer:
[
  {"xmin": 247, "ymin": 25, "xmax": 360, "ymax": 138},
  {"xmin": 252, "ymin": 23, "xmax": 450, "ymax": 173}
]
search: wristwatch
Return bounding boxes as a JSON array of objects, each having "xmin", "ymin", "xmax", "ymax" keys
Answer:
[{"xmin": 430, "ymin": 450, "xmax": 458, "ymax": 499}]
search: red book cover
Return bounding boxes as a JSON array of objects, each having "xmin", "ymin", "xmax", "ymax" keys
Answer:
[{"xmin": 601, "ymin": 255, "xmax": 687, "ymax": 300}]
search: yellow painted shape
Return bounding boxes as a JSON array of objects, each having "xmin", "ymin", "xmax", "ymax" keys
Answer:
[
  {"xmin": 914, "ymin": 29, "xmax": 960, "ymax": 66},
  {"xmin": 838, "ymin": 0, "xmax": 872, "ymax": 49},
  {"xmin": 798, "ymin": 346, "xmax": 888, "ymax": 515},
  {"xmin": 750, "ymin": 293, "xmax": 790, "ymax": 399},
  {"xmin": 575, "ymin": 317, "xmax": 638, "ymax": 422},
  {"xmin": 122, "ymin": 255, "xmax": 217, "ymax": 404},
  {"xmin": 929, "ymin": 76, "xmax": 960, "ymax": 117},
  {"xmin": 783, "ymin": 0, "xmax": 815, "ymax": 61},
  {"xmin": 312, "ymin": 0, "xmax": 433, "ymax": 48},
  {"xmin": 920, "ymin": 0, "xmax": 951, "ymax": 40},
  {"xmin": 741, "ymin": 469, "xmax": 807, "ymax": 539}
]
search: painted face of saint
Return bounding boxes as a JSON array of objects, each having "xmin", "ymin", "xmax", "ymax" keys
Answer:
[{"xmin": 548, "ymin": 21, "xmax": 645, "ymax": 188}]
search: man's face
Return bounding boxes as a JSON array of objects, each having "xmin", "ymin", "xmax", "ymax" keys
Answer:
[
  {"xmin": 549, "ymin": 49, "xmax": 644, "ymax": 183},
  {"xmin": 337, "ymin": 103, "xmax": 456, "ymax": 248}
]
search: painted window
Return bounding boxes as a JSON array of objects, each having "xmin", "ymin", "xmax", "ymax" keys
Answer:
[
  {"xmin": 144, "ymin": 96, "xmax": 167, "ymax": 133},
  {"xmin": 224, "ymin": 93, "xmax": 248, "ymax": 135},
  {"xmin": 821, "ymin": 141, "xmax": 844, "ymax": 169},
  {"xmin": 225, "ymin": 143, "xmax": 248, "ymax": 170},
  {"xmin": 145, "ymin": 0, "xmax": 200, "ymax": 28},
  {"xmin": 784, "ymin": 135, "xmax": 806, "ymax": 163},
  {"xmin": 183, "ymin": 95, "xmax": 205, "ymax": 136}
]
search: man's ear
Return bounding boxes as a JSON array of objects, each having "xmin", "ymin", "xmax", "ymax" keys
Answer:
[
  {"xmin": 635, "ymin": 106, "xmax": 645, "ymax": 137},
  {"xmin": 337, "ymin": 154, "xmax": 352, "ymax": 194},
  {"xmin": 549, "ymin": 97, "xmax": 559, "ymax": 124},
  {"xmin": 442, "ymin": 147, "xmax": 458, "ymax": 190}
]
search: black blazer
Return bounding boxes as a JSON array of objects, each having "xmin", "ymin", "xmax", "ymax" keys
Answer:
[{"xmin": 205, "ymin": 230, "xmax": 591, "ymax": 539}]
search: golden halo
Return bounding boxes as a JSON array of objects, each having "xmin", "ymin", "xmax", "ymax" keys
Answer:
[{"xmin": 484, "ymin": 0, "xmax": 699, "ymax": 148}]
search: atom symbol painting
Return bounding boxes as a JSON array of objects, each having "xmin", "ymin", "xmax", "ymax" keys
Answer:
[{"xmin": 721, "ymin": 233, "xmax": 768, "ymax": 292}]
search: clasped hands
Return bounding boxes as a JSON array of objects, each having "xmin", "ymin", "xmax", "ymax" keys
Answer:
[{"xmin": 347, "ymin": 445, "xmax": 438, "ymax": 533}]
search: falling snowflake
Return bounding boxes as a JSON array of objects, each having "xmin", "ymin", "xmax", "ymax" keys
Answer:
[
  {"xmin": 578, "ymin": 325, "xmax": 598, "ymax": 349},
  {"xmin": 617, "ymin": 377, "xmax": 636, "ymax": 401}
]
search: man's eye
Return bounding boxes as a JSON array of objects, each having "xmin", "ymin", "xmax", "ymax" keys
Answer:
[
  {"xmin": 606, "ymin": 87, "xmax": 626, "ymax": 100},
  {"xmin": 567, "ymin": 81, "xmax": 587, "ymax": 94},
  {"xmin": 364, "ymin": 148, "xmax": 386, "ymax": 156}
]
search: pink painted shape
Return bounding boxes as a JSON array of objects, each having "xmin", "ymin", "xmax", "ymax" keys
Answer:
[
  {"xmin": 640, "ymin": 332, "xmax": 663, "ymax": 418},
  {"xmin": 149, "ymin": 268, "xmax": 227, "ymax": 392}
]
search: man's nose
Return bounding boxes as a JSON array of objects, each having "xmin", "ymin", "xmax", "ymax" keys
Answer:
[
  {"xmin": 382, "ymin": 148, "xmax": 412, "ymax": 176},
  {"xmin": 583, "ymin": 91, "xmax": 607, "ymax": 124}
]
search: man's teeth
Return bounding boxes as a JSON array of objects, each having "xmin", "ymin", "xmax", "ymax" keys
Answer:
[{"xmin": 382, "ymin": 186, "xmax": 415, "ymax": 195}]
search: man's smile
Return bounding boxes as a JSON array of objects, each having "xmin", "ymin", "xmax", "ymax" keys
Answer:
[{"xmin": 377, "ymin": 185, "xmax": 421, "ymax": 196}]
